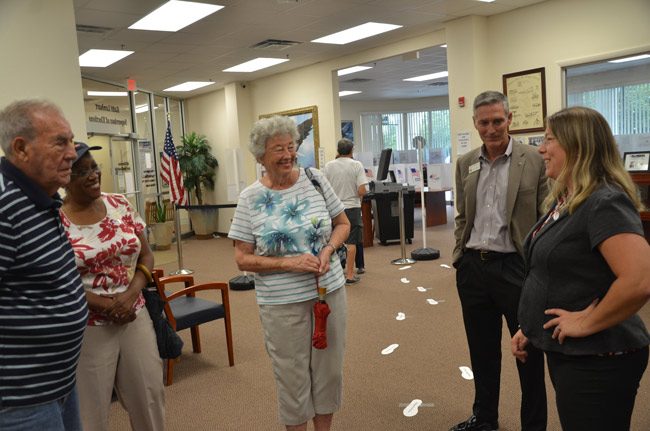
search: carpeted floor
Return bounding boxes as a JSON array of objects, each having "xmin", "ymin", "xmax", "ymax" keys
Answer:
[{"xmin": 108, "ymin": 207, "xmax": 650, "ymax": 430}]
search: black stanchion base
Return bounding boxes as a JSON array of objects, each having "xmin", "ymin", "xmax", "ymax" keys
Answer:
[
  {"xmin": 411, "ymin": 247, "xmax": 440, "ymax": 260},
  {"xmin": 229, "ymin": 274, "xmax": 255, "ymax": 291}
]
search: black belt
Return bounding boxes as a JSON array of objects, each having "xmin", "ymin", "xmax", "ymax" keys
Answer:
[{"xmin": 465, "ymin": 249, "xmax": 514, "ymax": 261}]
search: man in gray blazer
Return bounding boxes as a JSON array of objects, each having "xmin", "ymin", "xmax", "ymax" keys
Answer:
[{"xmin": 449, "ymin": 91, "xmax": 548, "ymax": 431}]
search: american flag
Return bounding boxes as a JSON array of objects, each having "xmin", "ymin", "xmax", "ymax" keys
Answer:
[{"xmin": 160, "ymin": 120, "xmax": 188, "ymax": 206}]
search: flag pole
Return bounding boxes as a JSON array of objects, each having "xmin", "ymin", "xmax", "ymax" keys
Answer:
[{"xmin": 171, "ymin": 203, "xmax": 193, "ymax": 275}]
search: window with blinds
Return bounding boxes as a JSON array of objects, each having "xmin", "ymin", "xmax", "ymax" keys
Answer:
[
  {"xmin": 359, "ymin": 109, "xmax": 451, "ymax": 160},
  {"xmin": 565, "ymin": 57, "xmax": 650, "ymax": 138}
]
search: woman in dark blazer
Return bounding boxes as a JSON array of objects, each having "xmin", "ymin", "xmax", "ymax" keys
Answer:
[{"xmin": 511, "ymin": 106, "xmax": 650, "ymax": 431}]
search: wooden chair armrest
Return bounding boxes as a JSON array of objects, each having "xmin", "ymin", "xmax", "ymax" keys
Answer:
[{"xmin": 166, "ymin": 282, "xmax": 229, "ymax": 301}]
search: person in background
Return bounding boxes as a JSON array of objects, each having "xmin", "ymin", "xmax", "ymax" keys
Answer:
[
  {"xmin": 512, "ymin": 106, "xmax": 650, "ymax": 431},
  {"xmin": 229, "ymin": 116, "xmax": 350, "ymax": 431},
  {"xmin": 60, "ymin": 143, "xmax": 164, "ymax": 431},
  {"xmin": 451, "ymin": 91, "xmax": 548, "ymax": 431},
  {"xmin": 0, "ymin": 99, "xmax": 88, "ymax": 430},
  {"xmin": 323, "ymin": 138, "xmax": 368, "ymax": 284}
]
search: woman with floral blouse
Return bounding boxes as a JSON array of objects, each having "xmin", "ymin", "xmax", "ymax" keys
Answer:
[{"xmin": 60, "ymin": 142, "xmax": 164, "ymax": 431}]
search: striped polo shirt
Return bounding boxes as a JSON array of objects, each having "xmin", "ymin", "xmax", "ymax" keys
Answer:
[
  {"xmin": 0, "ymin": 158, "xmax": 88, "ymax": 408},
  {"xmin": 229, "ymin": 168, "xmax": 346, "ymax": 305}
]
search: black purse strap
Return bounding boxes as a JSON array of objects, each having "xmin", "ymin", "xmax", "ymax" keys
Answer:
[{"xmin": 304, "ymin": 167, "xmax": 325, "ymax": 199}]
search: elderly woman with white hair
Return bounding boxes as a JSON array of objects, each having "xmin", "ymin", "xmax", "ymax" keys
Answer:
[{"xmin": 228, "ymin": 115, "xmax": 350, "ymax": 431}]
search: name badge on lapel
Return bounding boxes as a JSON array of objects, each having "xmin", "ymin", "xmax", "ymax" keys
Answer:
[{"xmin": 469, "ymin": 162, "xmax": 481, "ymax": 174}]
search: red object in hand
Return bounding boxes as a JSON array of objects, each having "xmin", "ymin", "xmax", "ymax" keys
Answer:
[{"xmin": 312, "ymin": 300, "xmax": 330, "ymax": 349}]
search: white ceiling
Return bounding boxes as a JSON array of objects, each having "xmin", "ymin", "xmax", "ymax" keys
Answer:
[{"xmin": 74, "ymin": 0, "xmax": 548, "ymax": 100}]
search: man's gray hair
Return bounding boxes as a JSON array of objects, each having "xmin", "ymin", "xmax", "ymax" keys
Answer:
[
  {"xmin": 0, "ymin": 99, "xmax": 63, "ymax": 155},
  {"xmin": 473, "ymin": 91, "xmax": 509, "ymax": 115},
  {"xmin": 337, "ymin": 138, "xmax": 354, "ymax": 156},
  {"xmin": 249, "ymin": 115, "xmax": 300, "ymax": 160}
]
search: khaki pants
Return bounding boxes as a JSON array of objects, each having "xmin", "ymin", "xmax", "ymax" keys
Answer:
[
  {"xmin": 259, "ymin": 287, "xmax": 347, "ymax": 426},
  {"xmin": 76, "ymin": 308, "xmax": 165, "ymax": 431}
]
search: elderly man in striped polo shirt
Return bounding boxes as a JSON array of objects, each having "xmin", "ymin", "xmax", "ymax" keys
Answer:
[{"xmin": 0, "ymin": 100, "xmax": 88, "ymax": 430}]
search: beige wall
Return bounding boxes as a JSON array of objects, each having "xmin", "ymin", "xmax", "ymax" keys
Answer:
[
  {"xmin": 446, "ymin": 0, "xmax": 650, "ymax": 156},
  {"xmin": 0, "ymin": 0, "xmax": 86, "ymax": 156}
]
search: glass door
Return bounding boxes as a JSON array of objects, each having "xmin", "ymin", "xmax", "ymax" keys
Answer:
[{"xmin": 109, "ymin": 136, "xmax": 143, "ymax": 217}]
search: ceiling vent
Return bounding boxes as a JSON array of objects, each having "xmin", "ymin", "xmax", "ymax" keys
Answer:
[
  {"xmin": 427, "ymin": 81, "xmax": 448, "ymax": 86},
  {"xmin": 250, "ymin": 39, "xmax": 301, "ymax": 51},
  {"xmin": 343, "ymin": 78, "xmax": 373, "ymax": 83},
  {"xmin": 76, "ymin": 24, "xmax": 113, "ymax": 34}
]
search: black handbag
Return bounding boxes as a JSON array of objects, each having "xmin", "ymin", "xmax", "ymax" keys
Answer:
[
  {"xmin": 305, "ymin": 167, "xmax": 347, "ymax": 268},
  {"xmin": 142, "ymin": 284, "xmax": 184, "ymax": 359}
]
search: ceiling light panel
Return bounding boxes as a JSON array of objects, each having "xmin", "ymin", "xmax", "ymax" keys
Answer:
[
  {"xmin": 129, "ymin": 1, "xmax": 224, "ymax": 32},
  {"xmin": 223, "ymin": 57, "xmax": 289, "ymax": 73},
  {"xmin": 312, "ymin": 22, "xmax": 402, "ymax": 45},
  {"xmin": 164, "ymin": 81, "xmax": 215, "ymax": 91},
  {"xmin": 403, "ymin": 71, "xmax": 449, "ymax": 82},
  {"xmin": 87, "ymin": 91, "xmax": 128, "ymax": 97},
  {"xmin": 79, "ymin": 49, "xmax": 134, "ymax": 67},
  {"xmin": 337, "ymin": 66, "xmax": 373, "ymax": 76},
  {"xmin": 339, "ymin": 91, "xmax": 362, "ymax": 97}
]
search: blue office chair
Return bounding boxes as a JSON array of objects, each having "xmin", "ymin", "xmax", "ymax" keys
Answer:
[{"xmin": 152, "ymin": 269, "xmax": 234, "ymax": 385}]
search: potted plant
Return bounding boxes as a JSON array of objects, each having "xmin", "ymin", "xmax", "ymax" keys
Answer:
[
  {"xmin": 150, "ymin": 201, "xmax": 174, "ymax": 250},
  {"xmin": 177, "ymin": 132, "xmax": 219, "ymax": 239}
]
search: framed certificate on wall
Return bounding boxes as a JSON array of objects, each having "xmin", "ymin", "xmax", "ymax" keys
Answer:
[{"xmin": 503, "ymin": 67, "xmax": 547, "ymax": 134}]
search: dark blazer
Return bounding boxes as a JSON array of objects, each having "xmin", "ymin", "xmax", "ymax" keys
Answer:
[
  {"xmin": 453, "ymin": 139, "xmax": 547, "ymax": 264},
  {"xmin": 519, "ymin": 183, "xmax": 650, "ymax": 355}
]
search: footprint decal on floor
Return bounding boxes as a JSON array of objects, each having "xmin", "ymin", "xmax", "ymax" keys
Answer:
[
  {"xmin": 427, "ymin": 299, "xmax": 439, "ymax": 305},
  {"xmin": 459, "ymin": 366, "xmax": 474, "ymax": 380},
  {"xmin": 440, "ymin": 264, "xmax": 451, "ymax": 269},
  {"xmin": 398, "ymin": 265, "xmax": 412, "ymax": 270},
  {"xmin": 381, "ymin": 344, "xmax": 399, "ymax": 355},
  {"xmin": 400, "ymin": 277, "xmax": 410, "ymax": 284},
  {"xmin": 403, "ymin": 399, "xmax": 423, "ymax": 417},
  {"xmin": 396, "ymin": 312, "xmax": 406, "ymax": 320},
  {"xmin": 417, "ymin": 286, "xmax": 427, "ymax": 292}
]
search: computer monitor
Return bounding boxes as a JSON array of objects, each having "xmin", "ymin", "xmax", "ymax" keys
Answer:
[{"xmin": 376, "ymin": 148, "xmax": 393, "ymax": 181}]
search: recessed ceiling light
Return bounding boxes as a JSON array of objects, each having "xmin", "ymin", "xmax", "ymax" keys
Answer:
[
  {"xmin": 403, "ymin": 71, "xmax": 449, "ymax": 82},
  {"xmin": 337, "ymin": 66, "xmax": 373, "ymax": 76},
  {"xmin": 87, "ymin": 91, "xmax": 129, "ymax": 97},
  {"xmin": 223, "ymin": 57, "xmax": 289, "ymax": 72},
  {"xmin": 441, "ymin": 44, "xmax": 447, "ymax": 48},
  {"xmin": 312, "ymin": 22, "xmax": 402, "ymax": 45},
  {"xmin": 339, "ymin": 91, "xmax": 362, "ymax": 97},
  {"xmin": 477, "ymin": 0, "xmax": 496, "ymax": 3},
  {"xmin": 79, "ymin": 49, "xmax": 134, "ymax": 67},
  {"xmin": 164, "ymin": 81, "xmax": 215, "ymax": 92},
  {"xmin": 129, "ymin": 0, "xmax": 224, "ymax": 32},
  {"xmin": 608, "ymin": 54, "xmax": 650, "ymax": 63}
]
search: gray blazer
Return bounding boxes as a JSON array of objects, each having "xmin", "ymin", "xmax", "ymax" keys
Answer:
[{"xmin": 453, "ymin": 140, "xmax": 548, "ymax": 264}]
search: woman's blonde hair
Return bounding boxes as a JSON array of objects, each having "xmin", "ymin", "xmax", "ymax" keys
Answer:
[{"xmin": 544, "ymin": 106, "xmax": 642, "ymax": 213}]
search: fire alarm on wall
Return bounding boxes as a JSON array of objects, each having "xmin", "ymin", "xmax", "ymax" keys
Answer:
[{"xmin": 458, "ymin": 96, "xmax": 465, "ymax": 107}]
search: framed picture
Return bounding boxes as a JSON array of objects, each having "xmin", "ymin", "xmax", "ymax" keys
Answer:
[
  {"xmin": 528, "ymin": 135, "xmax": 544, "ymax": 146},
  {"xmin": 260, "ymin": 105, "xmax": 319, "ymax": 168},
  {"xmin": 341, "ymin": 120, "xmax": 354, "ymax": 141},
  {"xmin": 623, "ymin": 151, "xmax": 650, "ymax": 172},
  {"xmin": 503, "ymin": 67, "xmax": 547, "ymax": 134}
]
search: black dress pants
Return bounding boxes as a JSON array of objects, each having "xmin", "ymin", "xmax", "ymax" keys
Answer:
[
  {"xmin": 456, "ymin": 250, "xmax": 547, "ymax": 430},
  {"xmin": 546, "ymin": 346, "xmax": 648, "ymax": 431}
]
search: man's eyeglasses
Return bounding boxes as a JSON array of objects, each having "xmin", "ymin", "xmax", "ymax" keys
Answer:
[{"xmin": 71, "ymin": 166, "xmax": 101, "ymax": 178}]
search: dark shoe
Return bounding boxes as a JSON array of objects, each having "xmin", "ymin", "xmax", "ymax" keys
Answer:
[
  {"xmin": 356, "ymin": 268, "xmax": 366, "ymax": 274},
  {"xmin": 345, "ymin": 276, "xmax": 360, "ymax": 285},
  {"xmin": 449, "ymin": 415, "xmax": 498, "ymax": 431}
]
